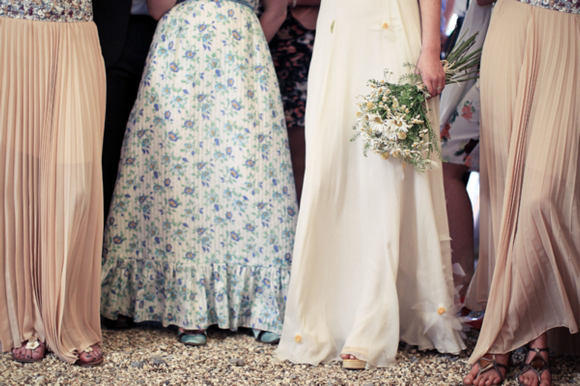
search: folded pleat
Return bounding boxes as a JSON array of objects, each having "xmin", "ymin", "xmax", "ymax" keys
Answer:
[
  {"xmin": 0, "ymin": 17, "xmax": 106, "ymax": 363},
  {"xmin": 467, "ymin": 0, "xmax": 580, "ymax": 362}
]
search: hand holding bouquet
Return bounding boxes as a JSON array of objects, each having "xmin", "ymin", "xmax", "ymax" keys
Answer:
[{"xmin": 352, "ymin": 33, "xmax": 481, "ymax": 172}]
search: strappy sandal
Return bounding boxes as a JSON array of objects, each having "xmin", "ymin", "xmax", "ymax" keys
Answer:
[
  {"xmin": 516, "ymin": 347, "xmax": 550, "ymax": 386},
  {"xmin": 177, "ymin": 328, "xmax": 207, "ymax": 346},
  {"xmin": 12, "ymin": 339, "xmax": 46, "ymax": 363},
  {"xmin": 76, "ymin": 344, "xmax": 104, "ymax": 367},
  {"xmin": 252, "ymin": 329, "xmax": 280, "ymax": 345},
  {"xmin": 464, "ymin": 354, "xmax": 509, "ymax": 385}
]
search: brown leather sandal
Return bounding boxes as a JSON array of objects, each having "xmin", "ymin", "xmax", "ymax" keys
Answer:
[
  {"xmin": 517, "ymin": 347, "xmax": 550, "ymax": 386},
  {"xmin": 12, "ymin": 339, "xmax": 46, "ymax": 363},
  {"xmin": 464, "ymin": 354, "xmax": 509, "ymax": 385},
  {"xmin": 76, "ymin": 344, "xmax": 104, "ymax": 367}
]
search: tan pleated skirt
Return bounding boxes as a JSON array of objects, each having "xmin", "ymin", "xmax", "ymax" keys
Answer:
[
  {"xmin": 466, "ymin": 0, "xmax": 580, "ymax": 363},
  {"xmin": 0, "ymin": 17, "xmax": 106, "ymax": 364}
]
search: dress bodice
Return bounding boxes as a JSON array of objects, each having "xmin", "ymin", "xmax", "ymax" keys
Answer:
[
  {"xmin": 0, "ymin": 0, "xmax": 93, "ymax": 22},
  {"xmin": 518, "ymin": 0, "xmax": 580, "ymax": 13}
]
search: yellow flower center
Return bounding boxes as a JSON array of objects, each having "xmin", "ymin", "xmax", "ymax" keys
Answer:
[{"xmin": 438, "ymin": 307, "xmax": 446, "ymax": 315}]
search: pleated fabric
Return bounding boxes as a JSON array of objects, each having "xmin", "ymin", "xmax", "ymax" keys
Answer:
[
  {"xmin": 466, "ymin": 0, "xmax": 580, "ymax": 363},
  {"xmin": 0, "ymin": 17, "xmax": 106, "ymax": 363},
  {"xmin": 275, "ymin": 0, "xmax": 466, "ymax": 368}
]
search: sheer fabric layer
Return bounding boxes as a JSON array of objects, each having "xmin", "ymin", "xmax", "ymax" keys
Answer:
[
  {"xmin": 467, "ymin": 0, "xmax": 580, "ymax": 362},
  {"xmin": 275, "ymin": 0, "xmax": 465, "ymax": 368},
  {"xmin": 0, "ymin": 17, "xmax": 105, "ymax": 363}
]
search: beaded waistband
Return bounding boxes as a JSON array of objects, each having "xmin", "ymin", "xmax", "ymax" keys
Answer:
[
  {"xmin": 518, "ymin": 0, "xmax": 580, "ymax": 14},
  {"xmin": 0, "ymin": 0, "xmax": 93, "ymax": 23}
]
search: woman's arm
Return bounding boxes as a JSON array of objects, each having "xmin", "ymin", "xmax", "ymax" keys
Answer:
[
  {"xmin": 417, "ymin": 0, "xmax": 446, "ymax": 97},
  {"xmin": 147, "ymin": 0, "xmax": 177, "ymax": 21},
  {"xmin": 260, "ymin": 0, "xmax": 288, "ymax": 42}
]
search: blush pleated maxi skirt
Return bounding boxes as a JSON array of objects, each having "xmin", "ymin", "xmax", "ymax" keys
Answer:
[
  {"xmin": 466, "ymin": 0, "xmax": 580, "ymax": 362},
  {"xmin": 0, "ymin": 17, "xmax": 106, "ymax": 363}
]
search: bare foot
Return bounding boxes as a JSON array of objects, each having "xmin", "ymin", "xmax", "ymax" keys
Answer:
[
  {"xmin": 340, "ymin": 354, "xmax": 357, "ymax": 360},
  {"xmin": 77, "ymin": 344, "xmax": 104, "ymax": 367},
  {"xmin": 463, "ymin": 353, "xmax": 510, "ymax": 385},
  {"xmin": 518, "ymin": 334, "xmax": 551, "ymax": 386},
  {"xmin": 12, "ymin": 340, "xmax": 46, "ymax": 363}
]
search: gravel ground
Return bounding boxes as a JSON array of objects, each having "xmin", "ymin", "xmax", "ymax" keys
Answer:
[{"xmin": 1, "ymin": 326, "xmax": 579, "ymax": 385}]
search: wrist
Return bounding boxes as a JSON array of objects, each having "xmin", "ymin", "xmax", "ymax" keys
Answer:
[{"xmin": 420, "ymin": 46, "xmax": 440, "ymax": 58}]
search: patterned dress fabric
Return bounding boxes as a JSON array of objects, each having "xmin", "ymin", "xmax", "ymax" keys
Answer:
[
  {"xmin": 467, "ymin": 0, "xmax": 580, "ymax": 361},
  {"xmin": 269, "ymin": 13, "xmax": 316, "ymax": 129},
  {"xmin": 439, "ymin": 2, "xmax": 492, "ymax": 173},
  {"xmin": 440, "ymin": 80, "xmax": 481, "ymax": 172},
  {"xmin": 0, "ymin": 0, "xmax": 93, "ymax": 22},
  {"xmin": 101, "ymin": 0, "xmax": 298, "ymax": 335},
  {"xmin": 0, "ymin": 0, "xmax": 105, "ymax": 363}
]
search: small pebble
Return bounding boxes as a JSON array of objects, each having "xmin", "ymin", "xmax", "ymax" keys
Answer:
[{"xmin": 131, "ymin": 361, "xmax": 145, "ymax": 369}]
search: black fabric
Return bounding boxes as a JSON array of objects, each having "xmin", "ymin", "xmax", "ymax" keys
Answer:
[
  {"xmin": 93, "ymin": 0, "xmax": 133, "ymax": 67},
  {"xmin": 94, "ymin": 3, "xmax": 158, "ymax": 218}
]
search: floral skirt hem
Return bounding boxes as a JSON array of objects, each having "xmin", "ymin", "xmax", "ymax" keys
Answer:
[{"xmin": 101, "ymin": 258, "xmax": 290, "ymax": 334}]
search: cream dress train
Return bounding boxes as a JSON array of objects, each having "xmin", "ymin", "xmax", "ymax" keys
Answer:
[{"xmin": 275, "ymin": 0, "xmax": 465, "ymax": 367}]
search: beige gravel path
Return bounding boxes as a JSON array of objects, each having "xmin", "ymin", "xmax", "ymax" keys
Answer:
[{"xmin": 1, "ymin": 327, "xmax": 579, "ymax": 385}]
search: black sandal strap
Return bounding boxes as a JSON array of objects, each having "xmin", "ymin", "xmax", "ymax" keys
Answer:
[
  {"xmin": 476, "ymin": 355, "xmax": 507, "ymax": 383},
  {"xmin": 517, "ymin": 347, "xmax": 550, "ymax": 384}
]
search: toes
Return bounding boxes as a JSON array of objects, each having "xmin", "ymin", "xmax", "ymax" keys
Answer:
[{"xmin": 32, "ymin": 346, "xmax": 45, "ymax": 360}]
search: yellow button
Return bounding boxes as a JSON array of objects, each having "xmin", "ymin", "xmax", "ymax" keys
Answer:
[
  {"xmin": 382, "ymin": 22, "xmax": 389, "ymax": 29},
  {"xmin": 295, "ymin": 334, "xmax": 302, "ymax": 343}
]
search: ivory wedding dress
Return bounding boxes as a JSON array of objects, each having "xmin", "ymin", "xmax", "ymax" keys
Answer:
[{"xmin": 275, "ymin": 0, "xmax": 466, "ymax": 367}]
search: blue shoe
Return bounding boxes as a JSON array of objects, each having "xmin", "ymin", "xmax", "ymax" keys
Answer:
[
  {"xmin": 177, "ymin": 328, "xmax": 207, "ymax": 346},
  {"xmin": 252, "ymin": 329, "xmax": 280, "ymax": 344}
]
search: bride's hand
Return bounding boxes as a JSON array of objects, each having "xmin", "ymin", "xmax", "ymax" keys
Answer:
[{"xmin": 416, "ymin": 49, "xmax": 445, "ymax": 98}]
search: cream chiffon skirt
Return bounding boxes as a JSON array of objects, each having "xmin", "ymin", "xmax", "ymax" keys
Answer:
[
  {"xmin": 466, "ymin": 0, "xmax": 580, "ymax": 362},
  {"xmin": 0, "ymin": 17, "xmax": 106, "ymax": 363},
  {"xmin": 275, "ymin": 0, "xmax": 465, "ymax": 368}
]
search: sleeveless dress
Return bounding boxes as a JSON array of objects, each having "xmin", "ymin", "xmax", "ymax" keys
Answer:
[
  {"xmin": 100, "ymin": 0, "xmax": 298, "ymax": 335},
  {"xmin": 0, "ymin": 0, "xmax": 105, "ymax": 363},
  {"xmin": 275, "ymin": 0, "xmax": 465, "ymax": 368},
  {"xmin": 467, "ymin": 0, "xmax": 580, "ymax": 361}
]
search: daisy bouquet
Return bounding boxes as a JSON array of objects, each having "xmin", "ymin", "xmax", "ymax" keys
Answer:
[{"xmin": 352, "ymin": 33, "xmax": 481, "ymax": 172}]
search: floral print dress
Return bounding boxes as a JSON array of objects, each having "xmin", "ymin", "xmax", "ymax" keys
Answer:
[
  {"xmin": 269, "ymin": 12, "xmax": 316, "ymax": 129},
  {"xmin": 440, "ymin": 79, "xmax": 481, "ymax": 172},
  {"xmin": 100, "ymin": 0, "xmax": 298, "ymax": 335}
]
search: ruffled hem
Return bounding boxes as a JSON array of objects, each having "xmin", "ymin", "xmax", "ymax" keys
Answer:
[{"xmin": 101, "ymin": 258, "xmax": 290, "ymax": 334}]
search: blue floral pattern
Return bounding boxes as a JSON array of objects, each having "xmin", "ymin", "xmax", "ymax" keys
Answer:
[{"xmin": 101, "ymin": 0, "xmax": 297, "ymax": 335}]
